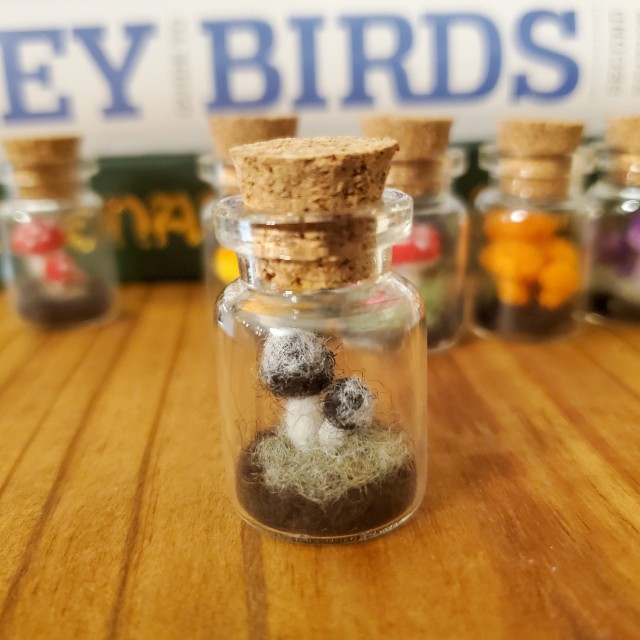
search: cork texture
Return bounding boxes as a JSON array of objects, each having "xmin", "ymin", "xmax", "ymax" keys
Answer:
[
  {"xmin": 230, "ymin": 136, "xmax": 399, "ymax": 291},
  {"xmin": 497, "ymin": 120, "xmax": 583, "ymax": 199},
  {"xmin": 606, "ymin": 116, "xmax": 640, "ymax": 152},
  {"xmin": 360, "ymin": 116, "xmax": 452, "ymax": 160},
  {"xmin": 208, "ymin": 115, "xmax": 298, "ymax": 162},
  {"xmin": 251, "ymin": 217, "xmax": 376, "ymax": 260},
  {"xmin": 498, "ymin": 119, "xmax": 584, "ymax": 155},
  {"xmin": 3, "ymin": 136, "xmax": 80, "ymax": 199},
  {"xmin": 386, "ymin": 160, "xmax": 444, "ymax": 197},
  {"xmin": 231, "ymin": 136, "xmax": 399, "ymax": 214},
  {"xmin": 608, "ymin": 152, "xmax": 640, "ymax": 187},
  {"xmin": 250, "ymin": 254, "xmax": 377, "ymax": 291},
  {"xmin": 3, "ymin": 136, "xmax": 79, "ymax": 166}
]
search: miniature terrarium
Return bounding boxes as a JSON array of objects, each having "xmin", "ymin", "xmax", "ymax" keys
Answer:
[
  {"xmin": 472, "ymin": 120, "xmax": 588, "ymax": 341},
  {"xmin": 362, "ymin": 116, "xmax": 468, "ymax": 351},
  {"xmin": 199, "ymin": 115, "xmax": 298, "ymax": 290},
  {"xmin": 586, "ymin": 116, "xmax": 640, "ymax": 324},
  {"xmin": 212, "ymin": 136, "xmax": 428, "ymax": 543},
  {"xmin": 0, "ymin": 137, "xmax": 116, "ymax": 329}
]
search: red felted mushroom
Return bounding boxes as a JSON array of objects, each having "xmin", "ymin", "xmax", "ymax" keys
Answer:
[
  {"xmin": 44, "ymin": 253, "xmax": 87, "ymax": 290},
  {"xmin": 11, "ymin": 220, "xmax": 65, "ymax": 278},
  {"xmin": 392, "ymin": 224, "xmax": 442, "ymax": 266}
]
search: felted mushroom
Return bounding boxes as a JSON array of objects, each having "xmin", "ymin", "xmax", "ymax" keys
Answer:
[
  {"xmin": 392, "ymin": 224, "xmax": 442, "ymax": 275},
  {"xmin": 11, "ymin": 220, "xmax": 65, "ymax": 278},
  {"xmin": 259, "ymin": 329, "xmax": 335, "ymax": 449},
  {"xmin": 318, "ymin": 377, "xmax": 377, "ymax": 450},
  {"xmin": 43, "ymin": 253, "xmax": 88, "ymax": 297}
]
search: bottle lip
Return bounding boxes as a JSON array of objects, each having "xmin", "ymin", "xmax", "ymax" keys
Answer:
[
  {"xmin": 212, "ymin": 187, "xmax": 413, "ymax": 257},
  {"xmin": 592, "ymin": 141, "xmax": 640, "ymax": 174},
  {"xmin": 478, "ymin": 143, "xmax": 595, "ymax": 175},
  {"xmin": 0, "ymin": 158, "xmax": 99, "ymax": 185}
]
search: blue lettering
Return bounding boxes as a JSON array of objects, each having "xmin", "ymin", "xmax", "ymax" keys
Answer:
[
  {"xmin": 341, "ymin": 13, "xmax": 500, "ymax": 106},
  {"xmin": 0, "ymin": 29, "xmax": 70, "ymax": 122},
  {"xmin": 290, "ymin": 17, "xmax": 326, "ymax": 108},
  {"xmin": 74, "ymin": 24, "xmax": 155, "ymax": 117},
  {"xmin": 425, "ymin": 13, "xmax": 501, "ymax": 101},
  {"xmin": 202, "ymin": 20, "xmax": 280, "ymax": 110},
  {"xmin": 341, "ymin": 15, "xmax": 414, "ymax": 106},
  {"xmin": 514, "ymin": 11, "xmax": 579, "ymax": 101}
]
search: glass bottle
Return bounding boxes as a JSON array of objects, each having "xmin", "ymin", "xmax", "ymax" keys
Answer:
[
  {"xmin": 387, "ymin": 150, "xmax": 468, "ymax": 351},
  {"xmin": 360, "ymin": 116, "xmax": 468, "ymax": 351},
  {"xmin": 0, "ymin": 137, "xmax": 117, "ymax": 329},
  {"xmin": 472, "ymin": 120, "xmax": 588, "ymax": 341},
  {"xmin": 586, "ymin": 116, "xmax": 640, "ymax": 324},
  {"xmin": 212, "ymin": 137, "xmax": 428, "ymax": 543},
  {"xmin": 199, "ymin": 115, "xmax": 298, "ymax": 293}
]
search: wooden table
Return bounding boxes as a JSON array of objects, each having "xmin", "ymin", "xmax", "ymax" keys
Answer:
[{"xmin": 1, "ymin": 283, "xmax": 639, "ymax": 640}]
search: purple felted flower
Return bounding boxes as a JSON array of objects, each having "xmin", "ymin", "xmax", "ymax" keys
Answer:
[
  {"xmin": 598, "ymin": 229, "xmax": 628, "ymax": 262},
  {"xmin": 627, "ymin": 214, "xmax": 640, "ymax": 252}
]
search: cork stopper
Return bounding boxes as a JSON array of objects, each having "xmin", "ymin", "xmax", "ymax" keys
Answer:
[
  {"xmin": 230, "ymin": 136, "xmax": 399, "ymax": 291},
  {"xmin": 2, "ymin": 136, "xmax": 80, "ymax": 199},
  {"xmin": 208, "ymin": 115, "xmax": 298, "ymax": 194},
  {"xmin": 361, "ymin": 116, "xmax": 452, "ymax": 196},
  {"xmin": 232, "ymin": 136, "xmax": 398, "ymax": 214},
  {"xmin": 605, "ymin": 116, "xmax": 640, "ymax": 187},
  {"xmin": 606, "ymin": 116, "xmax": 640, "ymax": 152},
  {"xmin": 496, "ymin": 119, "xmax": 584, "ymax": 199}
]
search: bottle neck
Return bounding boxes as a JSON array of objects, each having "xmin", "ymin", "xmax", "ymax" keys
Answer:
[
  {"xmin": 198, "ymin": 155, "xmax": 240, "ymax": 196},
  {"xmin": 237, "ymin": 248, "xmax": 392, "ymax": 293},
  {"xmin": 480, "ymin": 144, "xmax": 589, "ymax": 202},
  {"xmin": 385, "ymin": 147, "xmax": 465, "ymax": 198},
  {"xmin": 213, "ymin": 189, "xmax": 413, "ymax": 294},
  {"xmin": 1, "ymin": 159, "xmax": 96, "ymax": 201},
  {"xmin": 602, "ymin": 150, "xmax": 640, "ymax": 188}
]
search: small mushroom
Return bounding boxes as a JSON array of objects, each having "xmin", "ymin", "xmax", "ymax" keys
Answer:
[
  {"xmin": 321, "ymin": 377, "xmax": 376, "ymax": 432},
  {"xmin": 44, "ymin": 253, "xmax": 87, "ymax": 296},
  {"xmin": 318, "ymin": 377, "xmax": 377, "ymax": 451},
  {"xmin": 259, "ymin": 329, "xmax": 335, "ymax": 399},
  {"xmin": 392, "ymin": 224, "xmax": 441, "ymax": 268},
  {"xmin": 11, "ymin": 220, "xmax": 65, "ymax": 278}
]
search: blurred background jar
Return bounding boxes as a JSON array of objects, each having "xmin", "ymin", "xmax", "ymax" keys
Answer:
[
  {"xmin": 213, "ymin": 137, "xmax": 427, "ymax": 543},
  {"xmin": 586, "ymin": 116, "xmax": 640, "ymax": 324},
  {"xmin": 198, "ymin": 115, "xmax": 298, "ymax": 294},
  {"xmin": 472, "ymin": 119, "xmax": 589, "ymax": 342},
  {"xmin": 0, "ymin": 137, "xmax": 116, "ymax": 329},
  {"xmin": 361, "ymin": 116, "xmax": 468, "ymax": 351}
]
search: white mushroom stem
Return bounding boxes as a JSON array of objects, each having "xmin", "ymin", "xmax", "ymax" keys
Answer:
[
  {"xmin": 283, "ymin": 396, "xmax": 324, "ymax": 450},
  {"xmin": 23, "ymin": 255, "xmax": 47, "ymax": 278},
  {"xmin": 42, "ymin": 280, "xmax": 86, "ymax": 299},
  {"xmin": 318, "ymin": 420, "xmax": 346, "ymax": 451}
]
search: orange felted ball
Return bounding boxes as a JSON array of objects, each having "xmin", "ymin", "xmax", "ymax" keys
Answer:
[
  {"xmin": 544, "ymin": 237, "xmax": 579, "ymax": 266},
  {"xmin": 480, "ymin": 241, "xmax": 546, "ymax": 281},
  {"xmin": 538, "ymin": 289, "xmax": 571, "ymax": 309},
  {"xmin": 538, "ymin": 261, "xmax": 580, "ymax": 294},
  {"xmin": 484, "ymin": 210, "xmax": 561, "ymax": 243},
  {"xmin": 497, "ymin": 279, "xmax": 530, "ymax": 306}
]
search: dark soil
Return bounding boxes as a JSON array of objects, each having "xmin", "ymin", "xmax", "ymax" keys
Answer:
[
  {"xmin": 16, "ymin": 277, "xmax": 113, "ymax": 329},
  {"xmin": 236, "ymin": 429, "xmax": 417, "ymax": 538},
  {"xmin": 475, "ymin": 296, "xmax": 575, "ymax": 340}
]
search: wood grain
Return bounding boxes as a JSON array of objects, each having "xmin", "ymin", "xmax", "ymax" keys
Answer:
[{"xmin": 0, "ymin": 283, "xmax": 639, "ymax": 639}]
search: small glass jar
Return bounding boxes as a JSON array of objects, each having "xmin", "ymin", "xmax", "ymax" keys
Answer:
[
  {"xmin": 389, "ymin": 149, "xmax": 468, "ymax": 351},
  {"xmin": 472, "ymin": 133, "xmax": 590, "ymax": 341},
  {"xmin": 0, "ymin": 139, "xmax": 116, "ymax": 330},
  {"xmin": 200, "ymin": 116, "xmax": 298, "ymax": 293},
  {"xmin": 586, "ymin": 135, "xmax": 640, "ymax": 323},
  {"xmin": 197, "ymin": 154, "xmax": 240, "ymax": 292},
  {"xmin": 213, "ymin": 188, "xmax": 428, "ymax": 543}
]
